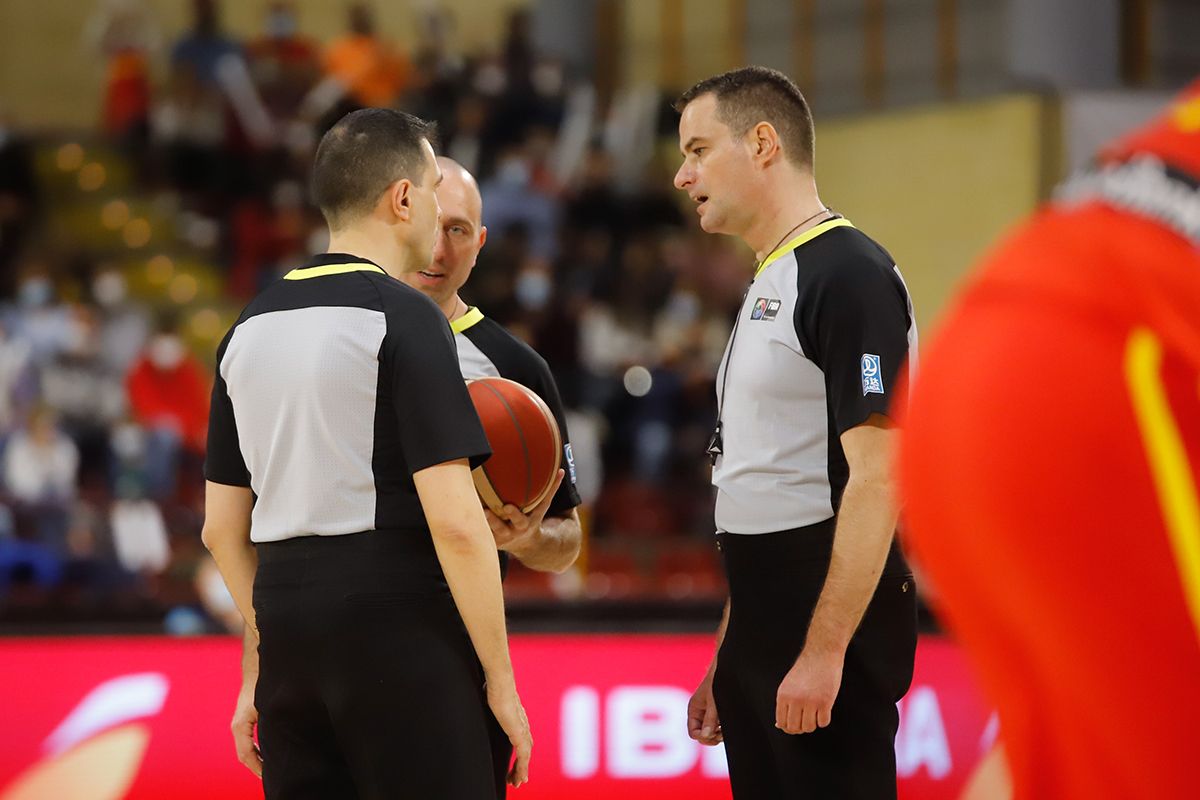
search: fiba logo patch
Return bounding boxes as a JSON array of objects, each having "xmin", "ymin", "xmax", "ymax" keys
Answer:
[
  {"xmin": 564, "ymin": 443, "xmax": 577, "ymax": 485},
  {"xmin": 861, "ymin": 354, "xmax": 884, "ymax": 395},
  {"xmin": 750, "ymin": 297, "xmax": 781, "ymax": 321}
]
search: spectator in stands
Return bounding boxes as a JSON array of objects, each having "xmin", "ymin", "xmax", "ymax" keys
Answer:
[
  {"xmin": 125, "ymin": 315, "xmax": 209, "ymax": 500},
  {"xmin": 152, "ymin": 55, "xmax": 227, "ymax": 201},
  {"xmin": 481, "ymin": 140, "xmax": 560, "ymax": 264},
  {"xmin": 6, "ymin": 268, "xmax": 72, "ymax": 367},
  {"xmin": 246, "ymin": 2, "xmax": 319, "ymax": 124},
  {"xmin": 306, "ymin": 3, "xmax": 411, "ymax": 130},
  {"xmin": 163, "ymin": 0, "xmax": 272, "ymax": 204},
  {"xmin": 85, "ymin": 0, "xmax": 161, "ymax": 152},
  {"xmin": 245, "ymin": 0, "xmax": 320, "ymax": 172},
  {"xmin": 3, "ymin": 406, "xmax": 78, "ymax": 549},
  {"xmin": 0, "ymin": 321, "xmax": 36, "ymax": 441},
  {"xmin": 38, "ymin": 305, "xmax": 126, "ymax": 490},
  {"xmin": 170, "ymin": 0, "xmax": 239, "ymax": 90},
  {"xmin": 91, "ymin": 263, "xmax": 150, "ymax": 375}
]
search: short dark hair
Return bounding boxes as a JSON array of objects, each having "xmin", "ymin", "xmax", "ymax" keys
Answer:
[
  {"xmin": 674, "ymin": 66, "xmax": 815, "ymax": 169},
  {"xmin": 311, "ymin": 108, "xmax": 437, "ymax": 230}
]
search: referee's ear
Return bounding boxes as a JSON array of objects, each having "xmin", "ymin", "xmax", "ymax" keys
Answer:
[
  {"xmin": 387, "ymin": 179, "xmax": 416, "ymax": 222},
  {"xmin": 750, "ymin": 121, "xmax": 783, "ymax": 169}
]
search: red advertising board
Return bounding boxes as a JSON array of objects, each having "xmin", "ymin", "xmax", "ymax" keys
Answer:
[{"xmin": 0, "ymin": 635, "xmax": 991, "ymax": 799}]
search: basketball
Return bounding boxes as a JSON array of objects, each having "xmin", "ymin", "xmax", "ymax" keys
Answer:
[{"xmin": 467, "ymin": 377, "xmax": 562, "ymax": 513}]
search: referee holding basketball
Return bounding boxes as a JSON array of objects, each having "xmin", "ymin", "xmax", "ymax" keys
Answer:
[
  {"xmin": 202, "ymin": 109, "xmax": 531, "ymax": 798},
  {"xmin": 674, "ymin": 67, "xmax": 918, "ymax": 797}
]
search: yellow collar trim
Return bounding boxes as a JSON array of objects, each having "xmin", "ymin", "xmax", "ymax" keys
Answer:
[
  {"xmin": 283, "ymin": 262, "xmax": 386, "ymax": 280},
  {"xmin": 450, "ymin": 306, "xmax": 484, "ymax": 334},
  {"xmin": 755, "ymin": 218, "xmax": 855, "ymax": 278}
]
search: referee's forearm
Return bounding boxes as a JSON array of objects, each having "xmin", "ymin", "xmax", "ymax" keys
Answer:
[
  {"xmin": 240, "ymin": 625, "xmax": 259, "ymax": 686},
  {"xmin": 431, "ymin": 524, "xmax": 514, "ymax": 679},
  {"xmin": 802, "ymin": 475, "xmax": 898, "ymax": 657},
  {"xmin": 204, "ymin": 534, "xmax": 259, "ymax": 637},
  {"xmin": 417, "ymin": 460, "xmax": 517, "ymax": 682}
]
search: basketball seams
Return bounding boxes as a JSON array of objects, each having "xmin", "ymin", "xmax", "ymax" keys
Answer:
[
  {"xmin": 521, "ymin": 387, "xmax": 562, "ymax": 510},
  {"xmin": 478, "ymin": 380, "xmax": 535, "ymax": 507}
]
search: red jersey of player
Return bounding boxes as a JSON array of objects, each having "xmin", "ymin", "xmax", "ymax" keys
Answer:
[{"xmin": 899, "ymin": 82, "xmax": 1200, "ymax": 799}]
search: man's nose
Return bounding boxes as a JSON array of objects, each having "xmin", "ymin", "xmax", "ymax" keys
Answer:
[{"xmin": 674, "ymin": 163, "xmax": 691, "ymax": 191}]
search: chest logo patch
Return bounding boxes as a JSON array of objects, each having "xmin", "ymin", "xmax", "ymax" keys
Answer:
[
  {"xmin": 861, "ymin": 354, "xmax": 884, "ymax": 395},
  {"xmin": 750, "ymin": 297, "xmax": 782, "ymax": 321}
]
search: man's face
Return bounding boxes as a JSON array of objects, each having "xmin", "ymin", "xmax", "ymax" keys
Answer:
[
  {"xmin": 403, "ymin": 140, "xmax": 444, "ymax": 272},
  {"xmin": 674, "ymin": 93, "xmax": 754, "ymax": 237},
  {"xmin": 406, "ymin": 160, "xmax": 485, "ymax": 305}
]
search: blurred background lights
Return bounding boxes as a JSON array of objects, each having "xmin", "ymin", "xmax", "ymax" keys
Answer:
[
  {"xmin": 55, "ymin": 142, "xmax": 84, "ymax": 171},
  {"xmin": 77, "ymin": 162, "xmax": 106, "ymax": 191},
  {"xmin": 145, "ymin": 254, "xmax": 175, "ymax": 286},
  {"xmin": 122, "ymin": 218, "xmax": 151, "ymax": 248},
  {"xmin": 100, "ymin": 199, "xmax": 130, "ymax": 230},
  {"xmin": 623, "ymin": 366, "xmax": 653, "ymax": 397},
  {"xmin": 190, "ymin": 308, "xmax": 222, "ymax": 339},
  {"xmin": 168, "ymin": 273, "xmax": 198, "ymax": 304}
]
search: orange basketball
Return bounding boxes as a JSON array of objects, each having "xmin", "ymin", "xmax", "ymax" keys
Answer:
[{"xmin": 467, "ymin": 377, "xmax": 562, "ymax": 513}]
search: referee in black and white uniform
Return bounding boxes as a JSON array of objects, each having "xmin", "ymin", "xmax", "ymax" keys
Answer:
[
  {"xmin": 674, "ymin": 68, "xmax": 918, "ymax": 798},
  {"xmin": 202, "ymin": 109, "xmax": 531, "ymax": 799},
  {"xmin": 403, "ymin": 156, "xmax": 584, "ymax": 798}
]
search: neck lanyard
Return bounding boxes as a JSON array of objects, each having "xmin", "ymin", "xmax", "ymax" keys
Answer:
[{"xmin": 707, "ymin": 210, "xmax": 840, "ymax": 466}]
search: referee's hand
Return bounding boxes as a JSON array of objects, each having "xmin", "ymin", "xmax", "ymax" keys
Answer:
[
  {"xmin": 687, "ymin": 669, "xmax": 723, "ymax": 745},
  {"xmin": 487, "ymin": 679, "xmax": 533, "ymax": 787},
  {"xmin": 231, "ymin": 681, "xmax": 262, "ymax": 778},
  {"xmin": 775, "ymin": 649, "xmax": 843, "ymax": 735}
]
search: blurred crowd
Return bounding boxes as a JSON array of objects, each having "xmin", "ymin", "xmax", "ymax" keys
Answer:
[{"xmin": 0, "ymin": 0, "xmax": 745, "ymax": 630}]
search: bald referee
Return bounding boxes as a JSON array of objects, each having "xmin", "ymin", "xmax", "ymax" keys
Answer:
[
  {"xmin": 202, "ymin": 109, "xmax": 531, "ymax": 798},
  {"xmin": 674, "ymin": 67, "xmax": 918, "ymax": 797},
  {"xmin": 405, "ymin": 156, "xmax": 583, "ymax": 798},
  {"xmin": 406, "ymin": 157, "xmax": 582, "ymax": 575}
]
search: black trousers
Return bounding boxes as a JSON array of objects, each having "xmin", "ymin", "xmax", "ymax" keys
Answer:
[
  {"xmin": 253, "ymin": 531, "xmax": 498, "ymax": 800},
  {"xmin": 713, "ymin": 522, "xmax": 917, "ymax": 799}
]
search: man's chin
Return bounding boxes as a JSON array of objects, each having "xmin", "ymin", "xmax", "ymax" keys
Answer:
[{"xmin": 699, "ymin": 213, "xmax": 725, "ymax": 235}]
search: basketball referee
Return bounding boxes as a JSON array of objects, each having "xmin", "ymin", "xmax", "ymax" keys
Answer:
[
  {"xmin": 202, "ymin": 109, "xmax": 531, "ymax": 798},
  {"xmin": 411, "ymin": 158, "xmax": 583, "ymax": 578},
  {"xmin": 227, "ymin": 156, "xmax": 582, "ymax": 798},
  {"xmin": 674, "ymin": 67, "xmax": 918, "ymax": 798},
  {"xmin": 406, "ymin": 155, "xmax": 584, "ymax": 797}
]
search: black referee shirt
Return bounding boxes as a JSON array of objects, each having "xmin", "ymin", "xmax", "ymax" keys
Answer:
[{"xmin": 205, "ymin": 253, "xmax": 492, "ymax": 542}]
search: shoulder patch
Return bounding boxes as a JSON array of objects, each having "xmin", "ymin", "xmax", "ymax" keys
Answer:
[
  {"xmin": 861, "ymin": 354, "xmax": 884, "ymax": 395},
  {"xmin": 564, "ymin": 443, "xmax": 577, "ymax": 485}
]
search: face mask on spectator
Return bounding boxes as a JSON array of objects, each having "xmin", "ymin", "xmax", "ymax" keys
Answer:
[
  {"xmin": 19, "ymin": 278, "xmax": 52, "ymax": 308},
  {"xmin": 266, "ymin": 10, "xmax": 297, "ymax": 39},
  {"xmin": 497, "ymin": 158, "xmax": 531, "ymax": 187},
  {"xmin": 93, "ymin": 272, "xmax": 127, "ymax": 307},
  {"xmin": 515, "ymin": 270, "xmax": 552, "ymax": 311},
  {"xmin": 149, "ymin": 335, "xmax": 185, "ymax": 370}
]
